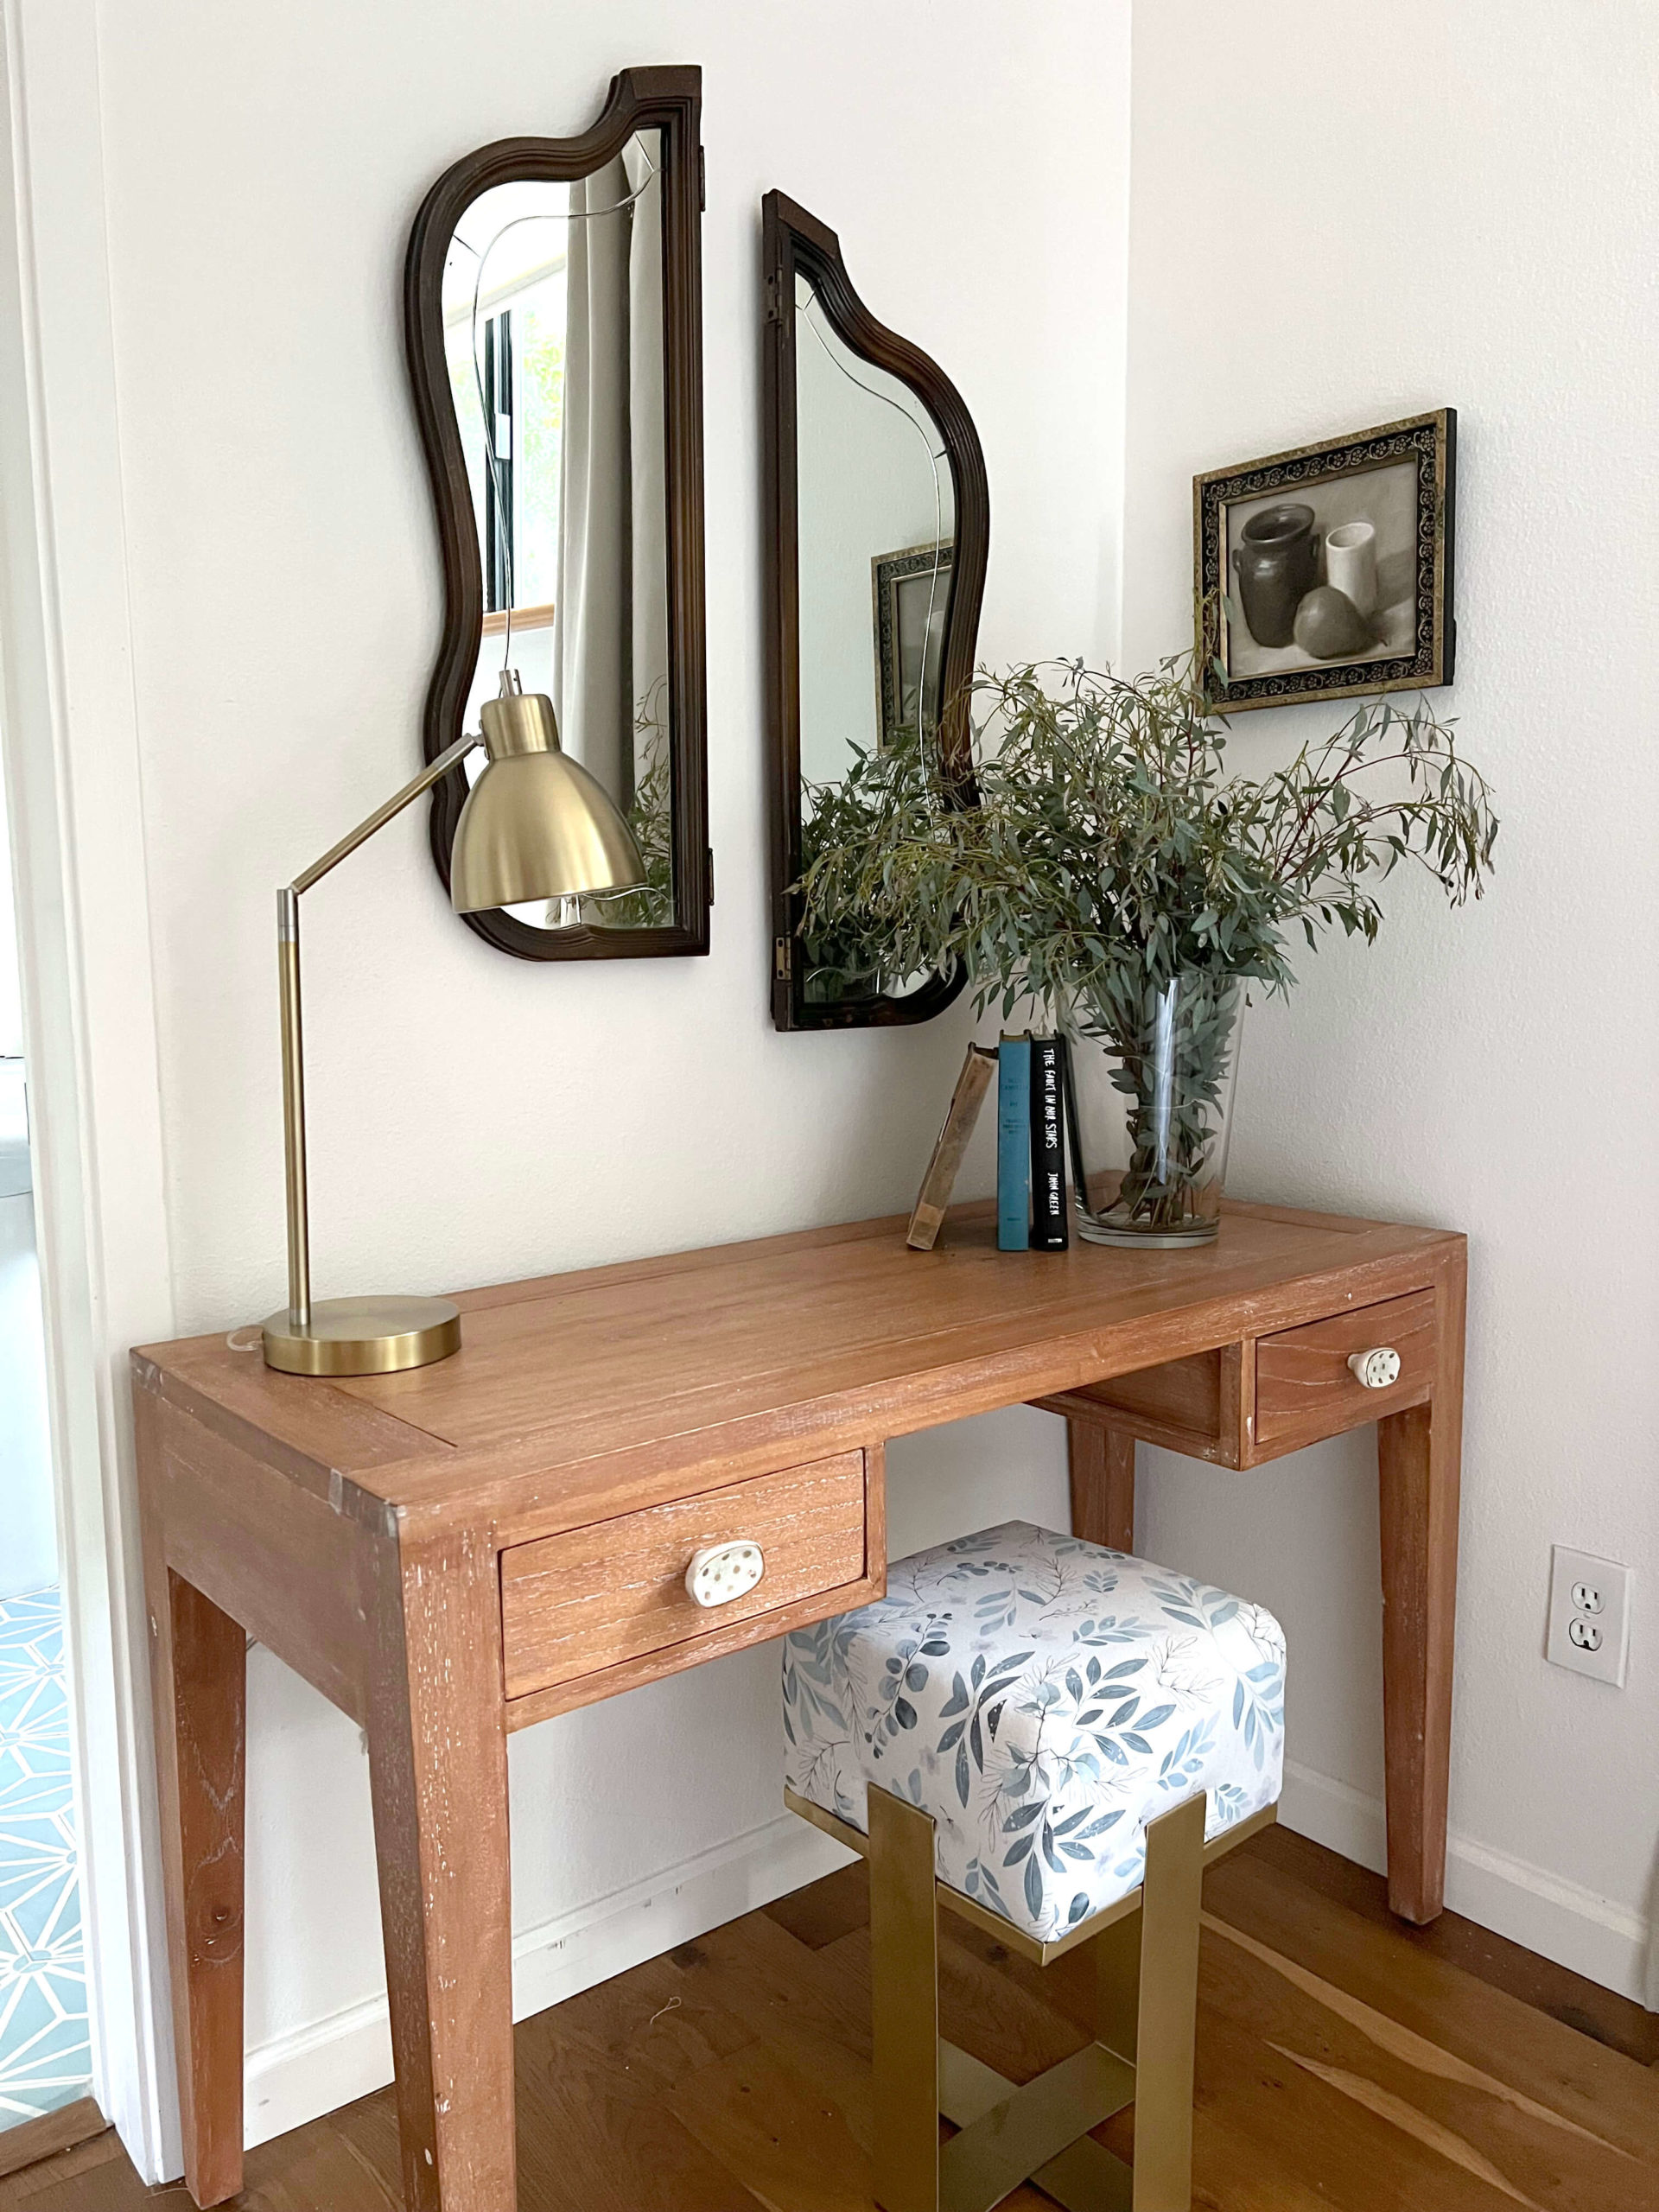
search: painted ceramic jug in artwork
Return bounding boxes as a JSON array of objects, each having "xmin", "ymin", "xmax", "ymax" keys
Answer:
[{"xmin": 1231, "ymin": 502, "xmax": 1321, "ymax": 647}]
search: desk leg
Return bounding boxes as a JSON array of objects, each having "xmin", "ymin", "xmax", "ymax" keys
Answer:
[
  {"xmin": 1378, "ymin": 1260, "xmax": 1465, "ymax": 1923},
  {"xmin": 146, "ymin": 1567, "xmax": 247, "ymax": 2208},
  {"xmin": 1066, "ymin": 1417, "xmax": 1135, "ymax": 1552},
  {"xmin": 364, "ymin": 1527, "xmax": 517, "ymax": 2212}
]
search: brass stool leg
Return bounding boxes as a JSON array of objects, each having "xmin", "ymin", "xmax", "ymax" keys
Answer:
[
  {"xmin": 1091, "ymin": 1898, "xmax": 1141, "ymax": 2064},
  {"xmin": 868, "ymin": 1785, "xmax": 940, "ymax": 2212},
  {"xmin": 1130, "ymin": 1791, "xmax": 1206, "ymax": 2212}
]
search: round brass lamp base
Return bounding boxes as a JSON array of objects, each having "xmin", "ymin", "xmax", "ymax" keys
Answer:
[{"xmin": 261, "ymin": 1294, "xmax": 462, "ymax": 1377}]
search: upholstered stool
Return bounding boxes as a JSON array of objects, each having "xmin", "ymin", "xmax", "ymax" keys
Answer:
[{"xmin": 782, "ymin": 1520, "xmax": 1286, "ymax": 2212}]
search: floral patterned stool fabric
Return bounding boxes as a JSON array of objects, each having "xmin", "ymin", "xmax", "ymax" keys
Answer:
[{"xmin": 782, "ymin": 1518, "xmax": 1286, "ymax": 1945}]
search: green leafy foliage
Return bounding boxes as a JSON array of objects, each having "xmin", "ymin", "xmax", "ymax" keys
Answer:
[
  {"xmin": 797, "ymin": 723, "xmax": 931, "ymax": 1001},
  {"xmin": 584, "ymin": 677, "xmax": 674, "ymax": 931},
  {"xmin": 797, "ymin": 656, "xmax": 1497, "ymax": 1226},
  {"xmin": 798, "ymin": 654, "xmax": 1497, "ymax": 1014}
]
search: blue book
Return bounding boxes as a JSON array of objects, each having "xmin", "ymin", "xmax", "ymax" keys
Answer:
[{"xmin": 996, "ymin": 1035, "xmax": 1032, "ymax": 1251}]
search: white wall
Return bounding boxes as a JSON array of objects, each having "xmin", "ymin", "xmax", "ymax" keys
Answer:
[
  {"xmin": 79, "ymin": 0, "xmax": 1131, "ymax": 2150},
  {"xmin": 1123, "ymin": 0, "xmax": 1659, "ymax": 1997}
]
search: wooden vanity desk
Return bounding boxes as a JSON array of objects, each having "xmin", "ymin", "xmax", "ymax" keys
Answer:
[{"xmin": 133, "ymin": 1193, "xmax": 1465, "ymax": 2212}]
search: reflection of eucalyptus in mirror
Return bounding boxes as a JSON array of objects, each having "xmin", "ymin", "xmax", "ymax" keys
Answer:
[
  {"xmin": 798, "ymin": 722, "xmax": 937, "ymax": 1002},
  {"xmin": 793, "ymin": 277, "xmax": 953, "ymax": 1001},
  {"xmin": 439, "ymin": 136, "xmax": 671, "ymax": 932},
  {"xmin": 564, "ymin": 676, "xmax": 674, "ymax": 930}
]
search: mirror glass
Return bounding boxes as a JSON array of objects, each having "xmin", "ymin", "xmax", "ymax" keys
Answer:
[
  {"xmin": 793, "ymin": 276, "xmax": 955, "ymax": 1004},
  {"xmin": 440, "ymin": 135, "xmax": 672, "ymax": 931}
]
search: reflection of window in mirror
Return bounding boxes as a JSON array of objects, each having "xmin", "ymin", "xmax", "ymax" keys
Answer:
[
  {"xmin": 443, "ymin": 182, "xmax": 569, "ymax": 640},
  {"xmin": 439, "ymin": 142, "xmax": 673, "ymax": 931}
]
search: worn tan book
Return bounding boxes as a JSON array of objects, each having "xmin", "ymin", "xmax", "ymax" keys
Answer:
[{"xmin": 906, "ymin": 1043, "xmax": 997, "ymax": 1250}]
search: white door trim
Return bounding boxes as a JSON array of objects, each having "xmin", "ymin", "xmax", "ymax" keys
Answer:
[{"xmin": 0, "ymin": 0, "xmax": 177, "ymax": 2181}]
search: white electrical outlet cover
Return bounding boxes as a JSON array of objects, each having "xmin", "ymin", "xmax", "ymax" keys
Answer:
[{"xmin": 1546, "ymin": 1545, "xmax": 1632, "ymax": 1688}]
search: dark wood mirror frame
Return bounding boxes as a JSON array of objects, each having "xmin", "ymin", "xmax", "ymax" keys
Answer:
[
  {"xmin": 404, "ymin": 66, "xmax": 710, "ymax": 962},
  {"xmin": 762, "ymin": 190, "xmax": 988, "ymax": 1032}
]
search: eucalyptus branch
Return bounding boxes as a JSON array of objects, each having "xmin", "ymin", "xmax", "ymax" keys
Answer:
[{"xmin": 797, "ymin": 654, "xmax": 1497, "ymax": 1014}]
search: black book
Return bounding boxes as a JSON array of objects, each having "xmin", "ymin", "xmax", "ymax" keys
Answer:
[
  {"xmin": 1028, "ymin": 1036, "xmax": 1069, "ymax": 1250},
  {"xmin": 1057, "ymin": 1033, "xmax": 1089, "ymax": 1217}
]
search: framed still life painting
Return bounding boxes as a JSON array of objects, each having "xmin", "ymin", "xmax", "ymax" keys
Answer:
[
  {"xmin": 1194, "ymin": 408, "xmax": 1456, "ymax": 711},
  {"xmin": 872, "ymin": 541, "xmax": 953, "ymax": 746}
]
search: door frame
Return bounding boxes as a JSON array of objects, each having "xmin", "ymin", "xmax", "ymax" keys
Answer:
[{"xmin": 0, "ymin": 0, "xmax": 177, "ymax": 2180}]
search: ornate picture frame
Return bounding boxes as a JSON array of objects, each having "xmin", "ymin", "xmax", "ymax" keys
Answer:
[
  {"xmin": 871, "ymin": 541, "xmax": 954, "ymax": 749},
  {"xmin": 1194, "ymin": 408, "xmax": 1456, "ymax": 712}
]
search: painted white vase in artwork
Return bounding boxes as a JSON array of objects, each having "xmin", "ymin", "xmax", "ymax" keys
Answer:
[{"xmin": 1324, "ymin": 518, "xmax": 1378, "ymax": 617}]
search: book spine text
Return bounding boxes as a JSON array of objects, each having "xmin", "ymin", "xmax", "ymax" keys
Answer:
[{"xmin": 1029, "ymin": 1037, "xmax": 1068, "ymax": 1249}]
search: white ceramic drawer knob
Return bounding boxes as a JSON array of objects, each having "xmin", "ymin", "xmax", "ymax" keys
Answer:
[
  {"xmin": 685, "ymin": 1541, "xmax": 765, "ymax": 1608},
  {"xmin": 1348, "ymin": 1346, "xmax": 1402, "ymax": 1390}
]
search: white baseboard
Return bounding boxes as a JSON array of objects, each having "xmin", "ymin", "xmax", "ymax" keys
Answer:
[
  {"xmin": 247, "ymin": 1764, "xmax": 1652, "ymax": 2149},
  {"xmin": 1280, "ymin": 1759, "xmax": 1654, "ymax": 2005},
  {"xmin": 1277, "ymin": 1761, "xmax": 1389, "ymax": 1872},
  {"xmin": 243, "ymin": 1811, "xmax": 856, "ymax": 2151}
]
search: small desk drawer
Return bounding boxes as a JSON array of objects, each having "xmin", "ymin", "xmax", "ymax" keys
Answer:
[
  {"xmin": 500, "ymin": 1451, "xmax": 869, "ymax": 1700},
  {"xmin": 1255, "ymin": 1290, "xmax": 1435, "ymax": 1450}
]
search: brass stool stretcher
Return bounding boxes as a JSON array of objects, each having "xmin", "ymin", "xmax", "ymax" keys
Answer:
[{"xmin": 787, "ymin": 1783, "xmax": 1275, "ymax": 2212}]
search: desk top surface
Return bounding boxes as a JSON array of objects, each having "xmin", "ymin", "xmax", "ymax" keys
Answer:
[{"xmin": 134, "ymin": 1198, "xmax": 1459, "ymax": 1541}]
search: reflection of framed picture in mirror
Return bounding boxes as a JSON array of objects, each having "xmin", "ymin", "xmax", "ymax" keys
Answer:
[
  {"xmin": 872, "ymin": 543, "xmax": 953, "ymax": 747},
  {"xmin": 1194, "ymin": 408, "xmax": 1455, "ymax": 711}
]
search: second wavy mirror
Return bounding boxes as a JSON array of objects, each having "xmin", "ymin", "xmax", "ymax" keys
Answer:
[{"xmin": 763, "ymin": 192, "xmax": 988, "ymax": 1030}]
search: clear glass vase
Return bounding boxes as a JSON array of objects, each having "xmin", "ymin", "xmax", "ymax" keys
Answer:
[{"xmin": 1062, "ymin": 972, "xmax": 1245, "ymax": 1248}]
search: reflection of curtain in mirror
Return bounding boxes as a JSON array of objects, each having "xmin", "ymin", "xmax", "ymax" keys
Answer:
[{"xmin": 555, "ymin": 144, "xmax": 666, "ymax": 810}]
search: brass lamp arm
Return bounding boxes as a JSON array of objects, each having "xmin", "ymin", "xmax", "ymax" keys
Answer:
[
  {"xmin": 289, "ymin": 730, "xmax": 479, "ymax": 896},
  {"xmin": 277, "ymin": 731, "xmax": 479, "ymax": 1329}
]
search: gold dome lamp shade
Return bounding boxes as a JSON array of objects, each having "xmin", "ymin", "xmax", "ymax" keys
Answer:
[
  {"xmin": 448, "ymin": 681, "xmax": 646, "ymax": 913},
  {"xmin": 260, "ymin": 677, "xmax": 644, "ymax": 1376}
]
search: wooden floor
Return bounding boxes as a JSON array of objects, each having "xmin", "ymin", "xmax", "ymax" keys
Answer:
[{"xmin": 5, "ymin": 1828, "xmax": 1657, "ymax": 2211}]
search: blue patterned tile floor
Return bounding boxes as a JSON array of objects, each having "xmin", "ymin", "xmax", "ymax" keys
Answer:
[{"xmin": 0, "ymin": 1586, "xmax": 92, "ymax": 2125}]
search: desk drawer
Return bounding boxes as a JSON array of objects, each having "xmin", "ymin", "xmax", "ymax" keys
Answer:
[
  {"xmin": 1255, "ymin": 1290, "xmax": 1435, "ymax": 1451},
  {"xmin": 500, "ymin": 1451, "xmax": 870, "ymax": 1701}
]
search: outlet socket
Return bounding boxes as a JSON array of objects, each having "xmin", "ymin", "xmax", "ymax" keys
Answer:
[{"xmin": 1547, "ymin": 1546, "xmax": 1631, "ymax": 1687}]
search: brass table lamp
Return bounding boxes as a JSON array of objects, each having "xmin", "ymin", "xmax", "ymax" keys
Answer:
[{"xmin": 261, "ymin": 675, "xmax": 644, "ymax": 1376}]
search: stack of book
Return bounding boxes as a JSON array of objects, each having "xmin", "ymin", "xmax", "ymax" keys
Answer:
[
  {"xmin": 995, "ymin": 1032, "xmax": 1072, "ymax": 1252},
  {"xmin": 906, "ymin": 1033, "xmax": 1079, "ymax": 1253}
]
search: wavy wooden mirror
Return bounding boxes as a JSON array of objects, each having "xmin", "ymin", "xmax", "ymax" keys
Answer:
[
  {"xmin": 763, "ymin": 190, "xmax": 988, "ymax": 1031},
  {"xmin": 405, "ymin": 67, "xmax": 709, "ymax": 961}
]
